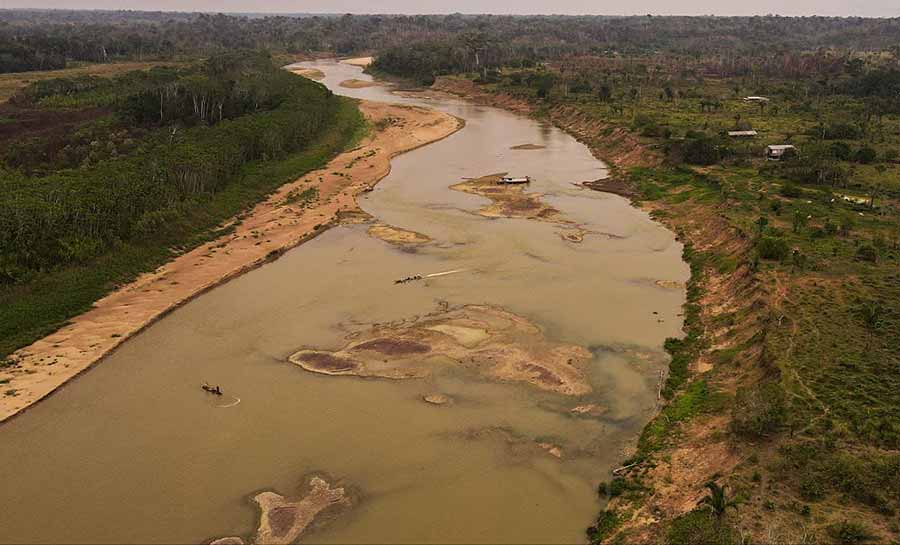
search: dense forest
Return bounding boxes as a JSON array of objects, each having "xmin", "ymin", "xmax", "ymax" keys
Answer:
[
  {"xmin": 0, "ymin": 50, "xmax": 362, "ymax": 357},
  {"xmin": 1, "ymin": 51, "xmax": 335, "ymax": 278},
  {"xmin": 3, "ymin": 10, "xmax": 900, "ymax": 73}
]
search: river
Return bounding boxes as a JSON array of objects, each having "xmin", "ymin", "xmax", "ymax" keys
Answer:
[{"xmin": 0, "ymin": 59, "xmax": 688, "ymax": 544}]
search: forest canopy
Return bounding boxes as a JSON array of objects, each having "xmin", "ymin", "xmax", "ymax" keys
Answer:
[
  {"xmin": 0, "ymin": 51, "xmax": 340, "ymax": 281},
  {"xmin": 2, "ymin": 11, "xmax": 900, "ymax": 73}
]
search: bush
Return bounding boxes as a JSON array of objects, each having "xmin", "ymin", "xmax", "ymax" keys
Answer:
[
  {"xmin": 799, "ymin": 475, "xmax": 824, "ymax": 501},
  {"xmin": 821, "ymin": 122, "xmax": 862, "ymax": 140},
  {"xmin": 682, "ymin": 136, "xmax": 726, "ymax": 166},
  {"xmin": 855, "ymin": 244, "xmax": 878, "ymax": 263},
  {"xmin": 830, "ymin": 141, "xmax": 852, "ymax": 160},
  {"xmin": 854, "ymin": 146, "xmax": 878, "ymax": 164},
  {"xmin": 780, "ymin": 182, "xmax": 802, "ymax": 198},
  {"xmin": 667, "ymin": 510, "xmax": 736, "ymax": 545},
  {"xmin": 758, "ymin": 236, "xmax": 790, "ymax": 261},
  {"xmin": 586, "ymin": 510, "xmax": 619, "ymax": 544},
  {"xmin": 828, "ymin": 521, "xmax": 874, "ymax": 544},
  {"xmin": 731, "ymin": 382, "xmax": 786, "ymax": 438}
]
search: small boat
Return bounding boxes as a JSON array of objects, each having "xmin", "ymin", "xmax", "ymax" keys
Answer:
[
  {"xmin": 202, "ymin": 383, "xmax": 223, "ymax": 396},
  {"xmin": 498, "ymin": 176, "xmax": 531, "ymax": 184}
]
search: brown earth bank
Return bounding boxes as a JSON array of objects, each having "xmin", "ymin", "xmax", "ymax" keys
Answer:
[
  {"xmin": 430, "ymin": 76, "xmax": 776, "ymax": 542},
  {"xmin": 289, "ymin": 304, "xmax": 593, "ymax": 396},
  {"xmin": 0, "ymin": 100, "xmax": 462, "ymax": 423}
]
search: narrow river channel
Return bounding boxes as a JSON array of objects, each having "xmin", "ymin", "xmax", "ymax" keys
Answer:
[{"xmin": 0, "ymin": 60, "xmax": 689, "ymax": 544}]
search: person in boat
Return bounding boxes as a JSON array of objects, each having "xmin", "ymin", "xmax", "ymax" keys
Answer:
[{"xmin": 202, "ymin": 383, "xmax": 223, "ymax": 395}]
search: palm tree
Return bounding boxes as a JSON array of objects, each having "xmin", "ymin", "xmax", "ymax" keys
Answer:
[
  {"xmin": 859, "ymin": 302, "xmax": 884, "ymax": 352},
  {"xmin": 699, "ymin": 481, "xmax": 738, "ymax": 518}
]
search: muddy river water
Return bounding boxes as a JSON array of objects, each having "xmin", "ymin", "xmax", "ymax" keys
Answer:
[{"xmin": 0, "ymin": 60, "xmax": 688, "ymax": 544}]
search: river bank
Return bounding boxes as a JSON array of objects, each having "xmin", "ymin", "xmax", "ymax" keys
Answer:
[
  {"xmin": 0, "ymin": 99, "xmax": 462, "ymax": 423},
  {"xmin": 427, "ymin": 75, "xmax": 767, "ymax": 542}
]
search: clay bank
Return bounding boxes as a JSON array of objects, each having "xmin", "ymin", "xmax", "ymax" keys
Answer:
[{"xmin": 0, "ymin": 58, "xmax": 689, "ymax": 544}]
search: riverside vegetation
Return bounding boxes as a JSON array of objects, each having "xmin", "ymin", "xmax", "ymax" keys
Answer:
[
  {"xmin": 0, "ymin": 50, "xmax": 364, "ymax": 361},
  {"xmin": 371, "ymin": 29, "xmax": 900, "ymax": 545}
]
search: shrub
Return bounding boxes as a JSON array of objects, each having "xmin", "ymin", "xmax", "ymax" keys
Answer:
[
  {"xmin": 780, "ymin": 182, "xmax": 802, "ymax": 198},
  {"xmin": 830, "ymin": 141, "xmax": 852, "ymax": 160},
  {"xmin": 855, "ymin": 244, "xmax": 878, "ymax": 263},
  {"xmin": 828, "ymin": 521, "xmax": 874, "ymax": 544},
  {"xmin": 731, "ymin": 382, "xmax": 786, "ymax": 438},
  {"xmin": 821, "ymin": 122, "xmax": 862, "ymax": 140},
  {"xmin": 586, "ymin": 510, "xmax": 620, "ymax": 544},
  {"xmin": 682, "ymin": 136, "xmax": 726, "ymax": 166},
  {"xmin": 854, "ymin": 146, "xmax": 878, "ymax": 164},
  {"xmin": 667, "ymin": 510, "xmax": 736, "ymax": 545},
  {"xmin": 758, "ymin": 236, "xmax": 790, "ymax": 261},
  {"xmin": 798, "ymin": 475, "xmax": 824, "ymax": 501}
]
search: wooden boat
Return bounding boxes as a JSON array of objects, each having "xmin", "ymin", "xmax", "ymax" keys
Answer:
[{"xmin": 499, "ymin": 176, "xmax": 531, "ymax": 184}]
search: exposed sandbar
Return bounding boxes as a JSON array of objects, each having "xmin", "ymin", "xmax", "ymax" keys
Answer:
[
  {"xmin": 289, "ymin": 304, "xmax": 592, "ymax": 395},
  {"xmin": 339, "ymin": 78, "xmax": 378, "ymax": 88},
  {"xmin": 451, "ymin": 173, "xmax": 561, "ymax": 222},
  {"xmin": 0, "ymin": 99, "xmax": 463, "ymax": 423},
  {"xmin": 367, "ymin": 223, "xmax": 431, "ymax": 246},
  {"xmin": 289, "ymin": 68, "xmax": 325, "ymax": 80},
  {"xmin": 211, "ymin": 475, "xmax": 351, "ymax": 545},
  {"xmin": 340, "ymin": 57, "xmax": 374, "ymax": 67}
]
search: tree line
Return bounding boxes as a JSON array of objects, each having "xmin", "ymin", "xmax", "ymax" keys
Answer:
[
  {"xmin": 2, "ymin": 11, "xmax": 900, "ymax": 74},
  {"xmin": 0, "ymin": 52, "xmax": 339, "ymax": 282}
]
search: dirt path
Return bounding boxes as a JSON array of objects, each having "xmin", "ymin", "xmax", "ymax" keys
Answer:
[{"xmin": 0, "ymin": 100, "xmax": 462, "ymax": 423}]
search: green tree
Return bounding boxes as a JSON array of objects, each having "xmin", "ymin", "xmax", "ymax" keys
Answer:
[
  {"xmin": 858, "ymin": 302, "xmax": 884, "ymax": 351},
  {"xmin": 699, "ymin": 481, "xmax": 738, "ymax": 518}
]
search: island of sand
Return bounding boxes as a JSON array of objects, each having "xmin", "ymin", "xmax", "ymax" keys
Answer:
[
  {"xmin": 339, "ymin": 78, "xmax": 378, "ymax": 89},
  {"xmin": 367, "ymin": 223, "xmax": 431, "ymax": 246},
  {"xmin": 451, "ymin": 173, "xmax": 595, "ymax": 243},
  {"xmin": 0, "ymin": 99, "xmax": 462, "ymax": 423},
  {"xmin": 451, "ymin": 173, "xmax": 561, "ymax": 221},
  {"xmin": 211, "ymin": 475, "xmax": 352, "ymax": 545},
  {"xmin": 289, "ymin": 304, "xmax": 592, "ymax": 396}
]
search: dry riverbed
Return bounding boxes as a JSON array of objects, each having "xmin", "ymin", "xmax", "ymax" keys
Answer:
[{"xmin": 0, "ymin": 100, "xmax": 462, "ymax": 423}]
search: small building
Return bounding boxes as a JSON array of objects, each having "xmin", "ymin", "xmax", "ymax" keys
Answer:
[
  {"xmin": 728, "ymin": 130, "xmax": 758, "ymax": 138},
  {"xmin": 743, "ymin": 96, "xmax": 770, "ymax": 103},
  {"xmin": 766, "ymin": 145, "xmax": 796, "ymax": 161},
  {"xmin": 499, "ymin": 176, "xmax": 531, "ymax": 184}
]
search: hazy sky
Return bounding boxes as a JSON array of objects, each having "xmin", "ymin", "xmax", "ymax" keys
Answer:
[{"xmin": 2, "ymin": 0, "xmax": 898, "ymax": 17}]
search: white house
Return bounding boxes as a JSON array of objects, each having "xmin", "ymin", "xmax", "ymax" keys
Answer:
[{"xmin": 766, "ymin": 145, "xmax": 796, "ymax": 160}]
